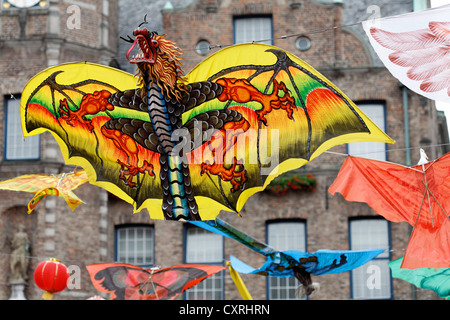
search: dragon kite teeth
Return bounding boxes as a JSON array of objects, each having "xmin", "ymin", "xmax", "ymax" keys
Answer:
[{"xmin": 131, "ymin": 50, "xmax": 146, "ymax": 62}]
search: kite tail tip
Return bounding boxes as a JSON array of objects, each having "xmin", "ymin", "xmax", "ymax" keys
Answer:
[{"xmin": 296, "ymin": 282, "xmax": 320, "ymax": 299}]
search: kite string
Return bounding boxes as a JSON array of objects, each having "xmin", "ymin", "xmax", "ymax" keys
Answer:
[
  {"xmin": 0, "ymin": 4, "xmax": 445, "ymax": 78},
  {"xmin": 145, "ymin": 268, "xmax": 159, "ymax": 300},
  {"xmin": 0, "ymin": 17, "xmax": 370, "ymax": 77},
  {"xmin": 202, "ymin": 21, "xmax": 363, "ymax": 54},
  {"xmin": 324, "ymin": 142, "xmax": 450, "ymax": 161},
  {"xmin": 420, "ymin": 179, "xmax": 450, "ymax": 220},
  {"xmin": 0, "ymin": 246, "xmax": 406, "ymax": 270}
]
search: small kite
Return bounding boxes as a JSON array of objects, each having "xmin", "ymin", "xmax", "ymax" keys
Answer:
[
  {"xmin": 329, "ymin": 150, "xmax": 450, "ymax": 269},
  {"xmin": 0, "ymin": 169, "xmax": 88, "ymax": 213},
  {"xmin": 21, "ymin": 22, "xmax": 393, "ymax": 221},
  {"xmin": 191, "ymin": 218, "xmax": 384, "ymax": 296},
  {"xmin": 363, "ymin": 4, "xmax": 450, "ymax": 102},
  {"xmin": 229, "ymin": 249, "xmax": 384, "ymax": 297},
  {"xmin": 86, "ymin": 262, "xmax": 225, "ymax": 300},
  {"xmin": 389, "ymin": 256, "xmax": 450, "ymax": 300}
]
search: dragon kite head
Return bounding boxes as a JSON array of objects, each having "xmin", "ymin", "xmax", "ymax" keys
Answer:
[
  {"xmin": 121, "ymin": 15, "xmax": 185, "ymax": 100},
  {"xmin": 125, "ymin": 28, "xmax": 159, "ymax": 65}
]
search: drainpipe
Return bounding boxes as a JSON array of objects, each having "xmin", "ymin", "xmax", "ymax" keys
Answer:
[
  {"xmin": 399, "ymin": 82, "xmax": 416, "ymax": 299},
  {"xmin": 333, "ymin": 1, "xmax": 344, "ymax": 68},
  {"xmin": 399, "ymin": 82, "xmax": 411, "ymax": 166}
]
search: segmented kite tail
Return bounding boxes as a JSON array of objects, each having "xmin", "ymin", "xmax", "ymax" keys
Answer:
[
  {"xmin": 145, "ymin": 80, "xmax": 200, "ymax": 220},
  {"xmin": 159, "ymin": 153, "xmax": 200, "ymax": 220}
]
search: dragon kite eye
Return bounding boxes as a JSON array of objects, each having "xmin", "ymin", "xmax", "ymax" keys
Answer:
[{"xmin": 152, "ymin": 39, "xmax": 158, "ymax": 47}]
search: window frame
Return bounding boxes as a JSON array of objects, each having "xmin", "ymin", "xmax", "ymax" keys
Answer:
[
  {"xmin": 233, "ymin": 15, "xmax": 273, "ymax": 45},
  {"xmin": 265, "ymin": 219, "xmax": 307, "ymax": 300},
  {"xmin": 4, "ymin": 95, "xmax": 40, "ymax": 161},
  {"xmin": 348, "ymin": 217, "xmax": 393, "ymax": 300},
  {"xmin": 114, "ymin": 224, "xmax": 155, "ymax": 268},
  {"xmin": 347, "ymin": 101, "xmax": 388, "ymax": 161},
  {"xmin": 183, "ymin": 224, "xmax": 225, "ymax": 300}
]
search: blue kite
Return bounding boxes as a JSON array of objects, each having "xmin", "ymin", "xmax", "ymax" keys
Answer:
[{"xmin": 191, "ymin": 218, "xmax": 384, "ymax": 296}]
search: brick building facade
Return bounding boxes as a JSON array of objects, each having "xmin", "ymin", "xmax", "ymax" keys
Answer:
[
  {"xmin": 0, "ymin": 0, "xmax": 118, "ymax": 300},
  {"xmin": 0, "ymin": 0, "xmax": 446, "ymax": 300}
]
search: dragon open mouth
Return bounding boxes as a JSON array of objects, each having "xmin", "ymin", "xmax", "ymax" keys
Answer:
[{"xmin": 126, "ymin": 34, "xmax": 157, "ymax": 64}]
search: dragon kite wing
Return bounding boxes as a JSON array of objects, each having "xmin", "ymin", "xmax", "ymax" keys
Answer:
[
  {"xmin": 184, "ymin": 43, "xmax": 393, "ymax": 215},
  {"xmin": 21, "ymin": 62, "xmax": 150, "ymax": 204},
  {"xmin": 86, "ymin": 263, "xmax": 225, "ymax": 300},
  {"xmin": 21, "ymin": 36, "xmax": 393, "ymax": 221}
]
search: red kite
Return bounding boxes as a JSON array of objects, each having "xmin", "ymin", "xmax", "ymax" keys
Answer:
[
  {"xmin": 329, "ymin": 151, "xmax": 450, "ymax": 269},
  {"xmin": 86, "ymin": 263, "xmax": 225, "ymax": 300}
]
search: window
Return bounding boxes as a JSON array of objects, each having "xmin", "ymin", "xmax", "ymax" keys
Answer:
[
  {"xmin": 347, "ymin": 103, "xmax": 387, "ymax": 161},
  {"xmin": 234, "ymin": 16, "xmax": 273, "ymax": 45},
  {"xmin": 349, "ymin": 218, "xmax": 392, "ymax": 299},
  {"xmin": 184, "ymin": 225, "xmax": 224, "ymax": 299},
  {"xmin": 195, "ymin": 40, "xmax": 211, "ymax": 56},
  {"xmin": 295, "ymin": 36, "xmax": 311, "ymax": 51},
  {"xmin": 267, "ymin": 220, "xmax": 306, "ymax": 300},
  {"xmin": 4, "ymin": 96, "xmax": 40, "ymax": 160},
  {"xmin": 115, "ymin": 225, "xmax": 154, "ymax": 266}
]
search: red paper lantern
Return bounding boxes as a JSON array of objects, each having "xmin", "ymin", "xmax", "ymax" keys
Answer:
[{"xmin": 34, "ymin": 258, "xmax": 70, "ymax": 300}]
